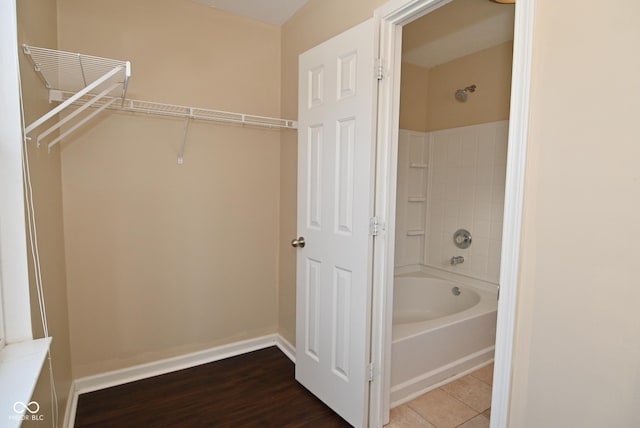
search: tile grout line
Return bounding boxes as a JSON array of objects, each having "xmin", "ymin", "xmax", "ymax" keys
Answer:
[
  {"xmin": 407, "ymin": 386, "xmax": 483, "ymax": 428},
  {"xmin": 396, "ymin": 366, "xmax": 494, "ymax": 428},
  {"xmin": 439, "ymin": 385, "xmax": 485, "ymax": 413},
  {"xmin": 468, "ymin": 372, "xmax": 493, "ymax": 387},
  {"xmin": 405, "ymin": 399, "xmax": 438, "ymax": 427},
  {"xmin": 439, "ymin": 376, "xmax": 492, "ymax": 427},
  {"xmin": 403, "ymin": 404, "xmax": 435, "ymax": 427},
  {"xmin": 468, "ymin": 363, "xmax": 494, "ymax": 387},
  {"xmin": 454, "ymin": 411, "xmax": 482, "ymax": 428}
]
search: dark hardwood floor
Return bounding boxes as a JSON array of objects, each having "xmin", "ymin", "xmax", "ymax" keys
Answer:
[{"xmin": 74, "ymin": 347, "xmax": 351, "ymax": 427}]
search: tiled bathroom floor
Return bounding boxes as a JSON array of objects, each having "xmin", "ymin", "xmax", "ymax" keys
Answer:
[{"xmin": 387, "ymin": 363, "xmax": 494, "ymax": 428}]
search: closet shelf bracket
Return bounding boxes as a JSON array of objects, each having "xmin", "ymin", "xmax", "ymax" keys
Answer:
[
  {"xmin": 177, "ymin": 114, "xmax": 191, "ymax": 165},
  {"xmin": 22, "ymin": 45, "xmax": 131, "ymax": 150}
]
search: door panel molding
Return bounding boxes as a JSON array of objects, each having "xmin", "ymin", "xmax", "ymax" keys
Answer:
[{"xmin": 295, "ymin": 18, "xmax": 378, "ymax": 428}]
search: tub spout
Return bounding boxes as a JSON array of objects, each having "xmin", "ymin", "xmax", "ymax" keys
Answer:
[{"xmin": 450, "ymin": 256, "xmax": 465, "ymax": 265}]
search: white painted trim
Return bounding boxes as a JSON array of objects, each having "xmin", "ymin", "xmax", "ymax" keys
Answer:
[
  {"xmin": 491, "ymin": 1, "xmax": 535, "ymax": 427},
  {"xmin": 372, "ymin": 0, "xmax": 534, "ymax": 427},
  {"xmin": 275, "ymin": 334, "xmax": 296, "ymax": 363},
  {"xmin": 390, "ymin": 349, "xmax": 494, "ymax": 408},
  {"xmin": 65, "ymin": 334, "xmax": 296, "ymax": 427},
  {"xmin": 0, "ymin": 0, "xmax": 32, "ymax": 345},
  {"xmin": 74, "ymin": 334, "xmax": 281, "ymax": 394},
  {"xmin": 62, "ymin": 382, "xmax": 78, "ymax": 428},
  {"xmin": 0, "ymin": 338, "xmax": 51, "ymax": 428},
  {"xmin": 371, "ymin": 3, "xmax": 454, "ymax": 426}
]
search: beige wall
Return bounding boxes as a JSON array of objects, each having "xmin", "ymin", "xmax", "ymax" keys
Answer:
[
  {"xmin": 278, "ymin": 0, "xmax": 387, "ymax": 345},
  {"xmin": 399, "ymin": 63, "xmax": 429, "ymax": 132},
  {"xmin": 17, "ymin": 0, "xmax": 73, "ymax": 426},
  {"xmin": 17, "ymin": 1, "xmax": 640, "ymax": 425},
  {"xmin": 426, "ymin": 41, "xmax": 512, "ymax": 131},
  {"xmin": 399, "ymin": 42, "xmax": 513, "ymax": 132},
  {"xmin": 57, "ymin": 0, "xmax": 282, "ymax": 377},
  {"xmin": 509, "ymin": 1, "xmax": 640, "ymax": 426},
  {"xmin": 57, "ymin": 0, "xmax": 281, "ymax": 115}
]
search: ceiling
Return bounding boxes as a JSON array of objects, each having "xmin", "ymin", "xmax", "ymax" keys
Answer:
[
  {"xmin": 191, "ymin": 0, "xmax": 311, "ymax": 25},
  {"xmin": 403, "ymin": 0, "xmax": 515, "ymax": 68},
  {"xmin": 191, "ymin": 0, "xmax": 514, "ymax": 68}
]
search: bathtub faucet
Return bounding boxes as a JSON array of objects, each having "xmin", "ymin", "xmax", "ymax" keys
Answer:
[{"xmin": 450, "ymin": 256, "xmax": 465, "ymax": 265}]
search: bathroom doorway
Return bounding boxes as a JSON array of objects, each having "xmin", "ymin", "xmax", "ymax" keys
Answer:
[
  {"xmin": 369, "ymin": 0, "xmax": 533, "ymax": 426},
  {"xmin": 389, "ymin": 0, "xmax": 514, "ymax": 423}
]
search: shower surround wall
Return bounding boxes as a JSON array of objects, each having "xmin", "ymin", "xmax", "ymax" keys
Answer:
[
  {"xmin": 396, "ymin": 123, "xmax": 507, "ymax": 283},
  {"xmin": 394, "ymin": 130, "xmax": 429, "ymax": 267},
  {"xmin": 428, "ymin": 122, "xmax": 507, "ymax": 282},
  {"xmin": 395, "ymin": 41, "xmax": 513, "ymax": 284}
]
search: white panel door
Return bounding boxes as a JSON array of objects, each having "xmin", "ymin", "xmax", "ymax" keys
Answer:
[{"xmin": 295, "ymin": 19, "xmax": 377, "ymax": 428}]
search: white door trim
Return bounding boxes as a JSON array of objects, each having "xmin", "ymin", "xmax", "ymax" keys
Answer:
[{"xmin": 370, "ymin": 0, "xmax": 536, "ymax": 427}]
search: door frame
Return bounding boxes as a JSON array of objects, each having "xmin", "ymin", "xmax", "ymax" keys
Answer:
[{"xmin": 369, "ymin": 0, "xmax": 535, "ymax": 426}]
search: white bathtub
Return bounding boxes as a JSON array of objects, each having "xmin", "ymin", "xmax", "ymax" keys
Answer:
[{"xmin": 390, "ymin": 273, "xmax": 498, "ymax": 406}]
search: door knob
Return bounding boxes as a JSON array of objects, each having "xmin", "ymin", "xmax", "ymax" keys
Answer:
[{"xmin": 291, "ymin": 237, "xmax": 306, "ymax": 248}]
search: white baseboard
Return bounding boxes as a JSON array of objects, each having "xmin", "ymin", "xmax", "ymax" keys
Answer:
[
  {"xmin": 65, "ymin": 334, "xmax": 296, "ymax": 428},
  {"xmin": 62, "ymin": 382, "xmax": 78, "ymax": 428},
  {"xmin": 275, "ymin": 335, "xmax": 296, "ymax": 363},
  {"xmin": 390, "ymin": 346, "xmax": 494, "ymax": 408}
]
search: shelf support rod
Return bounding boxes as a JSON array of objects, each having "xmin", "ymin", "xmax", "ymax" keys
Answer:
[
  {"xmin": 25, "ymin": 65, "xmax": 124, "ymax": 135},
  {"xmin": 47, "ymin": 97, "xmax": 118, "ymax": 152},
  {"xmin": 120, "ymin": 62, "xmax": 131, "ymax": 107},
  {"xmin": 77, "ymin": 53, "xmax": 88, "ymax": 88},
  {"xmin": 177, "ymin": 111, "xmax": 192, "ymax": 165},
  {"xmin": 36, "ymin": 83, "xmax": 120, "ymax": 147}
]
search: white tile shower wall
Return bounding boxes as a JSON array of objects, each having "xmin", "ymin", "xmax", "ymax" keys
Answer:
[
  {"xmin": 394, "ymin": 122, "xmax": 508, "ymax": 283},
  {"xmin": 427, "ymin": 121, "xmax": 508, "ymax": 283},
  {"xmin": 395, "ymin": 130, "xmax": 430, "ymax": 267}
]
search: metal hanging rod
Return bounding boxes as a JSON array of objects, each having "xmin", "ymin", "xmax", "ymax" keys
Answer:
[
  {"xmin": 49, "ymin": 91, "xmax": 299, "ymax": 131},
  {"xmin": 47, "ymin": 92, "xmax": 298, "ymax": 163}
]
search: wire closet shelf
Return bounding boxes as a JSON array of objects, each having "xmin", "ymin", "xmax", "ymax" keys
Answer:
[
  {"xmin": 23, "ymin": 45, "xmax": 131, "ymax": 148},
  {"xmin": 50, "ymin": 91, "xmax": 298, "ymax": 129},
  {"xmin": 22, "ymin": 45, "xmax": 297, "ymax": 157}
]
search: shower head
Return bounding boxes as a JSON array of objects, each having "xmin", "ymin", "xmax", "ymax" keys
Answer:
[
  {"xmin": 455, "ymin": 89, "xmax": 468, "ymax": 102},
  {"xmin": 455, "ymin": 84, "xmax": 477, "ymax": 102}
]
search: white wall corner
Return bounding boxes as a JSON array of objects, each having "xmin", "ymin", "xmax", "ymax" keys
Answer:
[{"xmin": 276, "ymin": 334, "xmax": 296, "ymax": 363}]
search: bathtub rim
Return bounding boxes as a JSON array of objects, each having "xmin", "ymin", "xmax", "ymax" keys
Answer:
[
  {"xmin": 392, "ymin": 272, "xmax": 498, "ymax": 342},
  {"xmin": 392, "ymin": 276, "xmax": 482, "ymax": 324},
  {"xmin": 395, "ymin": 264, "xmax": 499, "ymax": 294}
]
